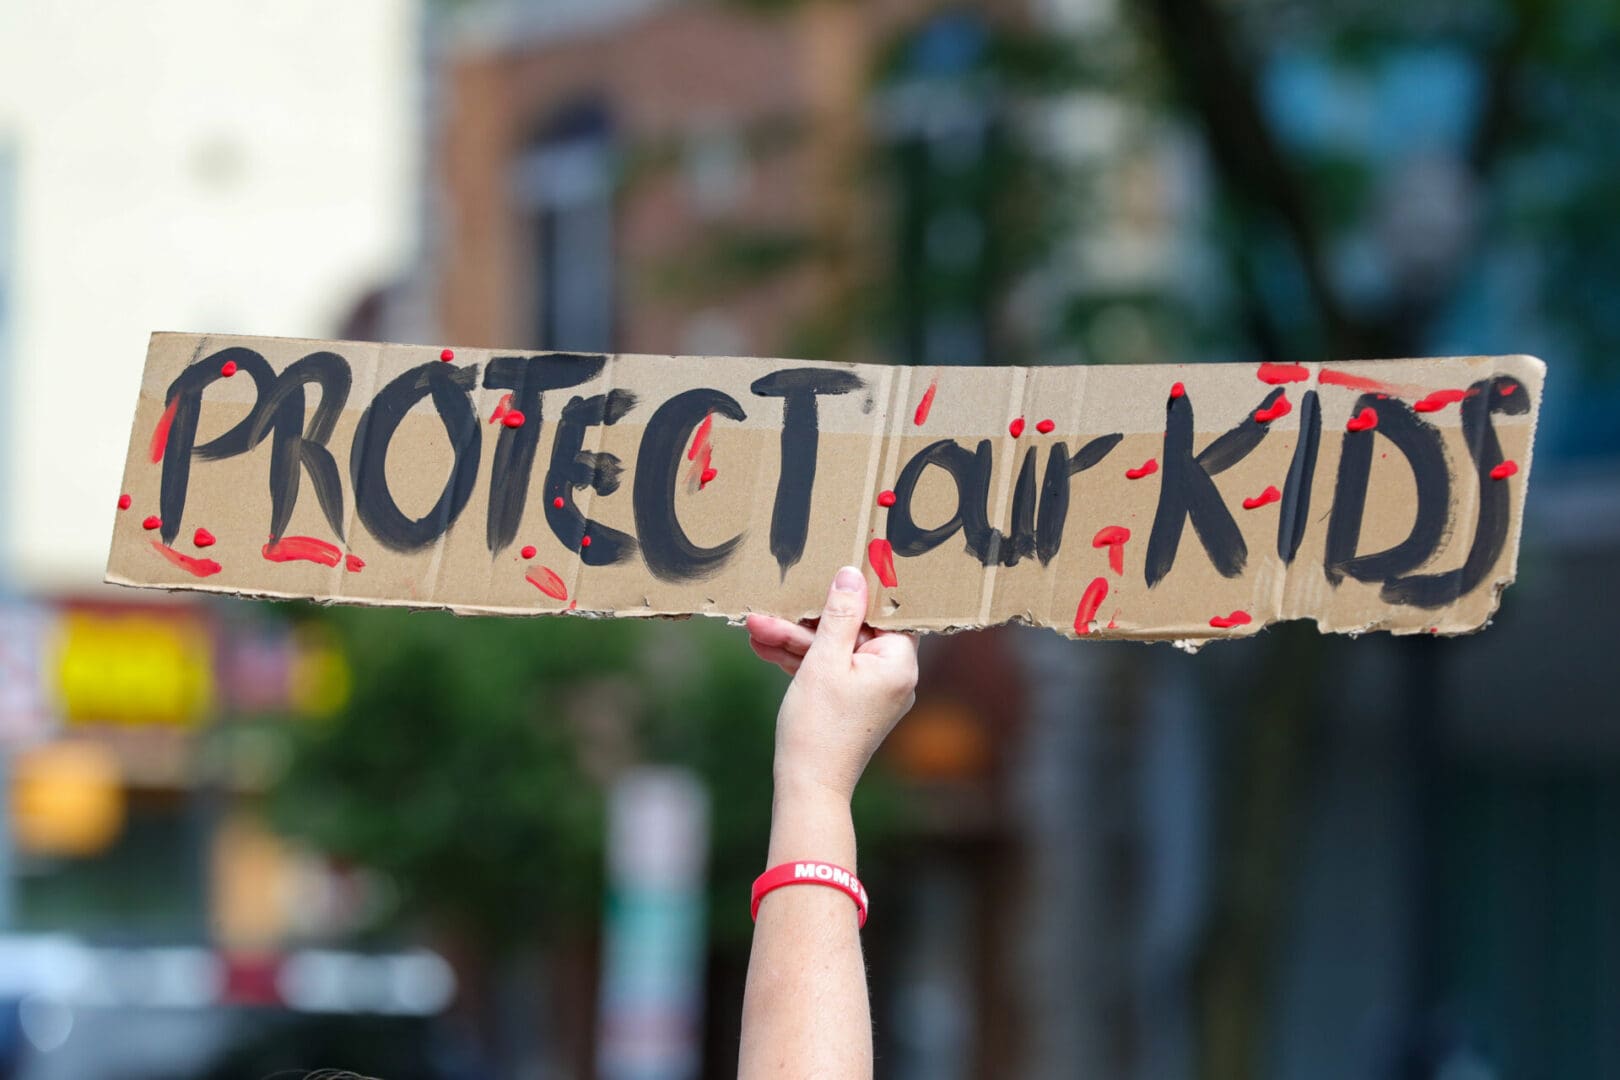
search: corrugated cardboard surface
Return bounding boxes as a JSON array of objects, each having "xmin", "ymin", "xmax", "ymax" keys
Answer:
[{"xmin": 107, "ymin": 333, "xmax": 1544, "ymax": 641}]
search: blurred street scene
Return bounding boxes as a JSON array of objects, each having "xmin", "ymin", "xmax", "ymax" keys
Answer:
[{"xmin": 2, "ymin": 1, "xmax": 1617, "ymax": 1077}]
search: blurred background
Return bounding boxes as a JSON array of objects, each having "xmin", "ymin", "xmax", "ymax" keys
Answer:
[{"xmin": 1, "ymin": 0, "xmax": 1617, "ymax": 1077}]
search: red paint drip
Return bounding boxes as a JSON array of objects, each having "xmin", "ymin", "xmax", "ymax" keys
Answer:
[
  {"xmin": 867, "ymin": 538, "xmax": 898, "ymax": 588},
  {"xmin": 1257, "ymin": 362, "xmax": 1310, "ymax": 384},
  {"xmin": 142, "ymin": 515, "xmax": 161, "ymax": 530},
  {"xmin": 1413, "ymin": 389, "xmax": 1468, "ymax": 413},
  {"xmin": 1320, "ymin": 367, "xmax": 1398, "ymax": 394},
  {"xmin": 913, "ymin": 380, "xmax": 938, "ymax": 426},
  {"xmin": 700, "ymin": 466, "xmax": 718, "ymax": 487},
  {"xmin": 1073, "ymin": 577, "xmax": 1109, "ymax": 636},
  {"xmin": 877, "ymin": 489, "xmax": 897, "ymax": 508},
  {"xmin": 1035, "ymin": 419, "xmax": 1055, "ymax": 434},
  {"xmin": 192, "ymin": 527, "xmax": 216, "ymax": 547},
  {"xmin": 568, "ymin": 599, "xmax": 578, "ymax": 610},
  {"xmin": 344, "ymin": 554, "xmax": 365, "ymax": 572},
  {"xmin": 150, "ymin": 398, "xmax": 179, "ymax": 462},
  {"xmin": 581, "ymin": 535, "xmax": 592, "ymax": 548},
  {"xmin": 1490, "ymin": 460, "xmax": 1518, "ymax": 480},
  {"xmin": 520, "ymin": 545, "xmax": 537, "ymax": 559},
  {"xmin": 1106, "ymin": 613, "xmax": 1119, "ymax": 630},
  {"xmin": 1346, "ymin": 407, "xmax": 1378, "ymax": 433},
  {"xmin": 1170, "ymin": 382, "xmax": 1185, "ymax": 399},
  {"xmin": 1254, "ymin": 393, "xmax": 1292, "ymax": 423},
  {"xmin": 687, "ymin": 415, "xmax": 714, "ymax": 461},
  {"xmin": 1242, "ymin": 485, "xmax": 1282, "ymax": 510},
  {"xmin": 553, "ymin": 496, "xmax": 566, "ymax": 509},
  {"xmin": 686, "ymin": 414, "xmax": 715, "ymax": 488},
  {"xmin": 1125, "ymin": 458, "xmax": 1159, "ymax": 480},
  {"xmin": 440, "ymin": 348, "xmax": 455, "ymax": 362},
  {"xmin": 488, "ymin": 392, "xmax": 513, "ymax": 424},
  {"xmin": 1092, "ymin": 525, "xmax": 1130, "ymax": 576},
  {"xmin": 1009, "ymin": 417, "xmax": 1025, "ymax": 438},
  {"xmin": 151, "ymin": 541, "xmax": 222, "ymax": 578},
  {"xmin": 502, "ymin": 409, "xmax": 526, "ymax": 428},
  {"xmin": 1210, "ymin": 610, "xmax": 1252, "ymax": 629},
  {"xmin": 220, "ymin": 359, "xmax": 238, "ymax": 377},
  {"xmin": 262, "ymin": 535, "xmax": 342, "ymax": 567},
  {"xmin": 117, "ymin": 493, "xmax": 132, "ymax": 510},
  {"xmin": 526, "ymin": 566, "xmax": 568, "ymax": 601}
]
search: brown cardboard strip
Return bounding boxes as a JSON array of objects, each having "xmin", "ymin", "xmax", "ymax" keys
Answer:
[{"xmin": 107, "ymin": 333, "xmax": 1544, "ymax": 641}]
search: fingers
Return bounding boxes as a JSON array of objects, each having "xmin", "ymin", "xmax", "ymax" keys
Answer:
[
  {"xmin": 748, "ymin": 636, "xmax": 803, "ymax": 675},
  {"xmin": 803, "ymin": 566, "xmax": 867, "ymax": 666},
  {"xmin": 857, "ymin": 629, "xmax": 918, "ymax": 661},
  {"xmin": 745, "ymin": 614, "xmax": 816, "ymax": 656}
]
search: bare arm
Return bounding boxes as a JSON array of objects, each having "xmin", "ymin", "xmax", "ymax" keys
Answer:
[{"xmin": 737, "ymin": 567, "xmax": 918, "ymax": 1080}]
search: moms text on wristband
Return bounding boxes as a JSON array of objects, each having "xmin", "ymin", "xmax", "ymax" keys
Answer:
[{"xmin": 751, "ymin": 861, "xmax": 869, "ymax": 928}]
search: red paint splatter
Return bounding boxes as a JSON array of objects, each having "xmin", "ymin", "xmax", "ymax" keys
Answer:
[
  {"xmin": 1320, "ymin": 367, "xmax": 1398, "ymax": 394},
  {"xmin": 117, "ymin": 493, "xmax": 132, "ymax": 510},
  {"xmin": 1499, "ymin": 384, "xmax": 1516, "ymax": 396},
  {"xmin": 502, "ymin": 410, "xmax": 525, "ymax": 428},
  {"xmin": 913, "ymin": 380, "xmax": 938, "ymax": 426},
  {"xmin": 220, "ymin": 360, "xmax": 238, "ymax": 377},
  {"xmin": 1170, "ymin": 382, "xmax": 1185, "ymax": 399},
  {"xmin": 526, "ymin": 566, "xmax": 568, "ymax": 601},
  {"xmin": 192, "ymin": 527, "xmax": 216, "ymax": 547},
  {"xmin": 686, "ymin": 414, "xmax": 715, "ymax": 487},
  {"xmin": 867, "ymin": 538, "xmax": 898, "ymax": 587},
  {"xmin": 1490, "ymin": 460, "xmax": 1518, "ymax": 480},
  {"xmin": 1253, "ymin": 394, "xmax": 1292, "ymax": 423},
  {"xmin": 553, "ymin": 496, "xmax": 565, "ymax": 509},
  {"xmin": 1414, "ymin": 389, "xmax": 1468, "ymax": 413},
  {"xmin": 1035, "ymin": 418, "xmax": 1055, "ymax": 434},
  {"xmin": 142, "ymin": 515, "xmax": 161, "ymax": 530},
  {"xmin": 1257, "ymin": 363, "xmax": 1310, "ymax": 384},
  {"xmin": 687, "ymin": 415, "xmax": 713, "ymax": 461},
  {"xmin": 344, "ymin": 554, "xmax": 364, "ymax": 572},
  {"xmin": 520, "ymin": 545, "xmax": 537, "ymax": 559},
  {"xmin": 1242, "ymin": 485, "xmax": 1282, "ymax": 510},
  {"xmin": 1346, "ymin": 407, "xmax": 1378, "ymax": 433},
  {"xmin": 568, "ymin": 599, "xmax": 578, "ymax": 610},
  {"xmin": 581, "ymin": 535, "xmax": 592, "ymax": 548},
  {"xmin": 700, "ymin": 466, "xmax": 718, "ymax": 487},
  {"xmin": 1009, "ymin": 417, "xmax": 1026, "ymax": 438},
  {"xmin": 1092, "ymin": 525, "xmax": 1130, "ymax": 576},
  {"xmin": 262, "ymin": 536, "xmax": 342, "ymax": 567},
  {"xmin": 1126, "ymin": 458, "xmax": 1159, "ymax": 480},
  {"xmin": 877, "ymin": 489, "xmax": 897, "ymax": 507},
  {"xmin": 151, "ymin": 541, "xmax": 222, "ymax": 578},
  {"xmin": 150, "ymin": 398, "xmax": 178, "ymax": 462},
  {"xmin": 488, "ymin": 392, "xmax": 513, "ymax": 424},
  {"xmin": 1210, "ymin": 610, "xmax": 1253, "ymax": 629},
  {"xmin": 440, "ymin": 348, "xmax": 455, "ymax": 362},
  {"xmin": 1073, "ymin": 577, "xmax": 1109, "ymax": 636},
  {"xmin": 1106, "ymin": 614, "xmax": 1118, "ymax": 630}
]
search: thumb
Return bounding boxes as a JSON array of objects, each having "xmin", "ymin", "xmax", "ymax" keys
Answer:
[{"xmin": 806, "ymin": 565, "xmax": 867, "ymax": 666}]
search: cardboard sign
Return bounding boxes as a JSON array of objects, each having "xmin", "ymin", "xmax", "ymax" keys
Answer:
[{"xmin": 107, "ymin": 333, "xmax": 1543, "ymax": 641}]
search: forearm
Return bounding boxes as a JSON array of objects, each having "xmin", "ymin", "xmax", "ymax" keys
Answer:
[{"xmin": 737, "ymin": 778, "xmax": 871, "ymax": 1080}]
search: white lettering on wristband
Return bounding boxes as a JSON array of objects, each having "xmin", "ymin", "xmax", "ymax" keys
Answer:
[{"xmin": 794, "ymin": 862, "xmax": 868, "ymax": 907}]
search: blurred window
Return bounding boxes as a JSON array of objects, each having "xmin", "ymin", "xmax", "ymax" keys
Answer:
[
  {"xmin": 513, "ymin": 100, "xmax": 617, "ymax": 353},
  {"xmin": 878, "ymin": 14, "xmax": 998, "ymax": 367}
]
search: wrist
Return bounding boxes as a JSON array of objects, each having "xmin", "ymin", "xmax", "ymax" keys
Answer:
[{"xmin": 767, "ymin": 773, "xmax": 857, "ymax": 871}]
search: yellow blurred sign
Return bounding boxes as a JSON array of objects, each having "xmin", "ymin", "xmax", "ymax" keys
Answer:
[
  {"xmin": 10, "ymin": 740, "xmax": 126, "ymax": 856},
  {"xmin": 53, "ymin": 610, "xmax": 215, "ymax": 727}
]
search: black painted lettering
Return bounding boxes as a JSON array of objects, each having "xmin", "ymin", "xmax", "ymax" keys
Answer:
[
  {"xmin": 749, "ymin": 367, "xmax": 865, "ymax": 577},
  {"xmin": 632, "ymin": 388, "xmax": 747, "ymax": 582},
  {"xmin": 351, "ymin": 361, "xmax": 482, "ymax": 552}
]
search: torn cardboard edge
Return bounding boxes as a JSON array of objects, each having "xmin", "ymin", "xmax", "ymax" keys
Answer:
[{"xmin": 107, "ymin": 332, "xmax": 1545, "ymax": 642}]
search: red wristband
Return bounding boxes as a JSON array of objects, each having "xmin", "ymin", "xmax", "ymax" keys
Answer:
[{"xmin": 751, "ymin": 861, "xmax": 869, "ymax": 928}]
